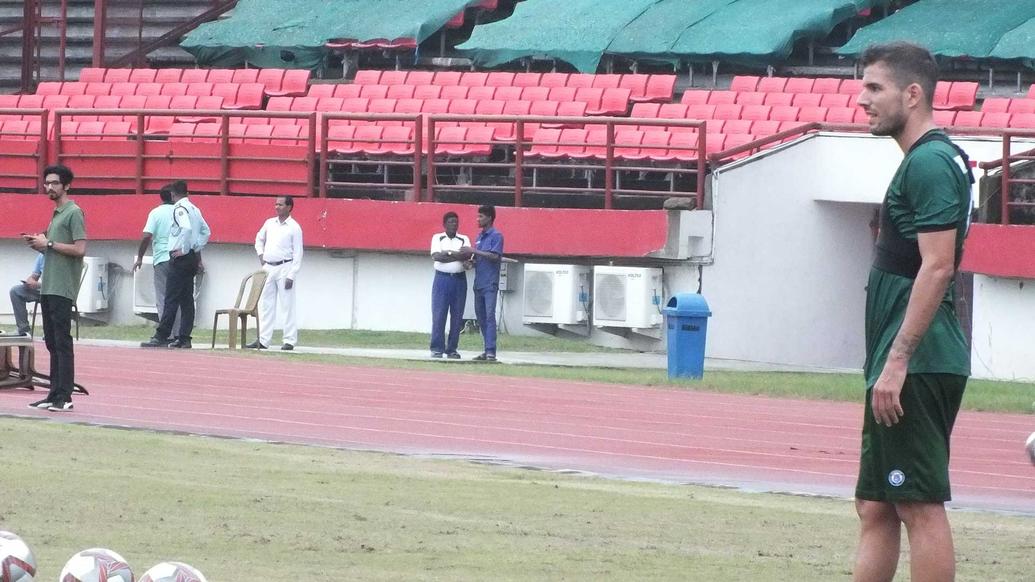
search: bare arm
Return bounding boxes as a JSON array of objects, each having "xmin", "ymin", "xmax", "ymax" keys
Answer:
[
  {"xmin": 133, "ymin": 233, "xmax": 154, "ymax": 271},
  {"xmin": 871, "ymin": 228, "xmax": 957, "ymax": 426},
  {"xmin": 27, "ymin": 235, "xmax": 86, "ymax": 258}
]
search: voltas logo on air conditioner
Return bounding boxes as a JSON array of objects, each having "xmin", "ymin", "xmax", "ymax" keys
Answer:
[{"xmin": 628, "ymin": 273, "xmax": 642, "ymax": 278}]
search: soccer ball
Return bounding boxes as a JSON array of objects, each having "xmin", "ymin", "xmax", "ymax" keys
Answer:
[
  {"xmin": 139, "ymin": 562, "xmax": 207, "ymax": 582},
  {"xmin": 59, "ymin": 548, "xmax": 133, "ymax": 582},
  {"xmin": 0, "ymin": 530, "xmax": 36, "ymax": 582},
  {"xmin": 1026, "ymin": 431, "xmax": 1035, "ymax": 466}
]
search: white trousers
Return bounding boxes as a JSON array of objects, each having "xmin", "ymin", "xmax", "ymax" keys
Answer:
[{"xmin": 258, "ymin": 262, "xmax": 297, "ymax": 346}]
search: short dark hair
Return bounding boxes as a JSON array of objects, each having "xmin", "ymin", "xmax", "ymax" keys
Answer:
[
  {"xmin": 42, "ymin": 164, "xmax": 74, "ymax": 186},
  {"xmin": 158, "ymin": 185, "xmax": 173, "ymax": 204},
  {"xmin": 859, "ymin": 42, "xmax": 939, "ymax": 109},
  {"xmin": 167, "ymin": 180, "xmax": 189, "ymax": 197},
  {"xmin": 477, "ymin": 205, "xmax": 495, "ymax": 221},
  {"xmin": 443, "ymin": 211, "xmax": 458, "ymax": 224},
  {"xmin": 280, "ymin": 195, "xmax": 294, "ymax": 208}
]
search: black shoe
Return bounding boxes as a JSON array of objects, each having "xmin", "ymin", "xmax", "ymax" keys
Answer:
[
  {"xmin": 485, "ymin": 354, "xmax": 497, "ymax": 362},
  {"xmin": 141, "ymin": 337, "xmax": 170, "ymax": 348},
  {"xmin": 281, "ymin": 343, "xmax": 294, "ymax": 351},
  {"xmin": 168, "ymin": 339, "xmax": 192, "ymax": 349},
  {"xmin": 446, "ymin": 352, "xmax": 461, "ymax": 359},
  {"xmin": 28, "ymin": 398, "xmax": 52, "ymax": 409},
  {"xmin": 245, "ymin": 340, "xmax": 268, "ymax": 349},
  {"xmin": 48, "ymin": 400, "xmax": 73, "ymax": 412},
  {"xmin": 473, "ymin": 353, "xmax": 486, "ymax": 360},
  {"xmin": 431, "ymin": 352, "xmax": 444, "ymax": 358}
]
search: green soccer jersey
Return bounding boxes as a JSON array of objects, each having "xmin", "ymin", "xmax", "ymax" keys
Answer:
[
  {"xmin": 41, "ymin": 200, "xmax": 87, "ymax": 301},
  {"xmin": 864, "ymin": 134, "xmax": 971, "ymax": 386}
]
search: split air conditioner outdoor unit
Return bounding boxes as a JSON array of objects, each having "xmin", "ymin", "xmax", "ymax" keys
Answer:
[
  {"xmin": 522, "ymin": 264, "xmax": 591, "ymax": 325},
  {"xmin": 76, "ymin": 256, "xmax": 108, "ymax": 314},
  {"xmin": 592, "ymin": 266, "xmax": 664, "ymax": 329},
  {"xmin": 132, "ymin": 255, "xmax": 158, "ymax": 315}
]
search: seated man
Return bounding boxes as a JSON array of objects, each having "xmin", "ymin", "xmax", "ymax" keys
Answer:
[{"xmin": 8, "ymin": 254, "xmax": 44, "ymax": 336}]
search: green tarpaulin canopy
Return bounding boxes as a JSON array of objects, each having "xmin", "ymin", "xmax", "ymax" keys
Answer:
[
  {"xmin": 839, "ymin": 0, "xmax": 1035, "ymax": 60},
  {"xmin": 458, "ymin": 0, "xmax": 889, "ymax": 72},
  {"xmin": 182, "ymin": 0, "xmax": 478, "ymax": 69}
]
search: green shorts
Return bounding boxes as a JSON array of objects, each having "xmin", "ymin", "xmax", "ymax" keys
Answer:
[{"xmin": 855, "ymin": 373, "xmax": 967, "ymax": 503}]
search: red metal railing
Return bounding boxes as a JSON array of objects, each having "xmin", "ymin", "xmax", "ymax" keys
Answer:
[
  {"xmin": 975, "ymin": 130, "xmax": 1035, "ymax": 225},
  {"xmin": 318, "ymin": 113, "xmax": 424, "ymax": 201},
  {"xmin": 0, "ymin": 109, "xmax": 49, "ymax": 189}
]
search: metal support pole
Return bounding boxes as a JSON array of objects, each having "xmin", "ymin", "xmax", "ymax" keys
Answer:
[
  {"xmin": 93, "ymin": 0, "xmax": 107, "ymax": 66},
  {"xmin": 1001, "ymin": 135, "xmax": 1011, "ymax": 225},
  {"xmin": 21, "ymin": 0, "xmax": 37, "ymax": 93}
]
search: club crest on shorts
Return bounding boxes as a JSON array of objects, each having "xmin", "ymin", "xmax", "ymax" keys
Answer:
[{"xmin": 887, "ymin": 469, "xmax": 906, "ymax": 487}]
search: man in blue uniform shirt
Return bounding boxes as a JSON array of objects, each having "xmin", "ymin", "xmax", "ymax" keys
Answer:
[{"xmin": 462, "ymin": 205, "xmax": 503, "ymax": 361}]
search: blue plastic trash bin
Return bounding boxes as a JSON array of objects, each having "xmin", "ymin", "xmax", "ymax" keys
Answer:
[{"xmin": 663, "ymin": 293, "xmax": 712, "ymax": 379}]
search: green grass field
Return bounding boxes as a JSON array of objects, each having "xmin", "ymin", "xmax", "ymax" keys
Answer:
[{"xmin": 2, "ymin": 419, "xmax": 1032, "ymax": 581}]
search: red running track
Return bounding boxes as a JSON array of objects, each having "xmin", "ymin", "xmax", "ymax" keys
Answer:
[{"xmin": 2, "ymin": 344, "xmax": 1033, "ymax": 514}]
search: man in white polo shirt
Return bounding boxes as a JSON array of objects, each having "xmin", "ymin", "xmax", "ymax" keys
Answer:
[
  {"xmin": 248, "ymin": 196, "xmax": 303, "ymax": 351},
  {"xmin": 429, "ymin": 211, "xmax": 471, "ymax": 359}
]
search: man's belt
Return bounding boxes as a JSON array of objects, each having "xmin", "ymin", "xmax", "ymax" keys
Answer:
[
  {"xmin": 435, "ymin": 270, "xmax": 466, "ymax": 277},
  {"xmin": 264, "ymin": 259, "xmax": 292, "ymax": 266}
]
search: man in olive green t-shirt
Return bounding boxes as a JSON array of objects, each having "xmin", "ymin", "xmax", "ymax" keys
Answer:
[
  {"xmin": 853, "ymin": 43, "xmax": 974, "ymax": 582},
  {"xmin": 23, "ymin": 164, "xmax": 86, "ymax": 413}
]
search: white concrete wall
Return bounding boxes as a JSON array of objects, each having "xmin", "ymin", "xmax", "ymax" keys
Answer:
[{"xmin": 971, "ymin": 275, "xmax": 1035, "ymax": 381}]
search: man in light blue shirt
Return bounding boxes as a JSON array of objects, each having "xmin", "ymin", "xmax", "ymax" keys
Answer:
[
  {"xmin": 133, "ymin": 187, "xmax": 177, "ymax": 328},
  {"xmin": 141, "ymin": 180, "xmax": 210, "ymax": 349},
  {"xmin": 8, "ymin": 253, "xmax": 45, "ymax": 336}
]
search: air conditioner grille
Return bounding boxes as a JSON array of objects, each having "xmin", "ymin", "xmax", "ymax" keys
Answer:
[
  {"xmin": 596, "ymin": 273, "xmax": 627, "ymax": 320},
  {"xmin": 523, "ymin": 271, "xmax": 554, "ymax": 317}
]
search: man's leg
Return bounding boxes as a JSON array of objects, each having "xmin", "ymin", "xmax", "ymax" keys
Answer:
[
  {"xmin": 41, "ymin": 295, "xmax": 74, "ymax": 404},
  {"xmin": 153, "ymin": 260, "xmax": 181, "ymax": 333},
  {"xmin": 154, "ymin": 257, "xmax": 188, "ymax": 341},
  {"xmin": 445, "ymin": 276, "xmax": 467, "ymax": 354},
  {"xmin": 472, "ymin": 287, "xmax": 487, "ymax": 354},
  {"xmin": 896, "ymin": 501, "xmax": 955, "ymax": 581},
  {"xmin": 9, "ymin": 283, "xmax": 38, "ymax": 335},
  {"xmin": 174, "ymin": 253, "xmax": 200, "ymax": 341},
  {"xmin": 280, "ymin": 266, "xmax": 298, "ymax": 347},
  {"xmin": 853, "ymin": 499, "xmax": 901, "ymax": 582},
  {"xmin": 430, "ymin": 273, "xmax": 449, "ymax": 354},
  {"xmin": 257, "ymin": 265, "xmax": 278, "ymax": 347},
  {"xmin": 481, "ymin": 287, "xmax": 498, "ymax": 356}
]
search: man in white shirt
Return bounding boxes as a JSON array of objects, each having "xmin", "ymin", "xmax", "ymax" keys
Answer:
[
  {"xmin": 247, "ymin": 196, "xmax": 303, "ymax": 351},
  {"xmin": 141, "ymin": 180, "xmax": 211, "ymax": 349},
  {"xmin": 429, "ymin": 211, "xmax": 471, "ymax": 359}
]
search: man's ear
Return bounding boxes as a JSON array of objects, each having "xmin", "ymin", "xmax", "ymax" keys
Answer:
[{"xmin": 905, "ymin": 82, "xmax": 925, "ymax": 110}]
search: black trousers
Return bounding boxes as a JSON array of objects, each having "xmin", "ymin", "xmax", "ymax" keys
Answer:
[
  {"xmin": 155, "ymin": 251, "xmax": 199, "ymax": 341},
  {"xmin": 40, "ymin": 294, "xmax": 75, "ymax": 403}
]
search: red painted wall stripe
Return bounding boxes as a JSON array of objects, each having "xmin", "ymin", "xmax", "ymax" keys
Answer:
[
  {"xmin": 960, "ymin": 223, "xmax": 1035, "ymax": 279},
  {"xmin": 0, "ymin": 194, "xmax": 670, "ymax": 258}
]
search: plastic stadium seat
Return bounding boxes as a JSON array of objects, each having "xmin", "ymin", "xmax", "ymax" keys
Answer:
[
  {"xmin": 315, "ymin": 97, "xmax": 346, "ymax": 113},
  {"xmin": 440, "ymin": 85, "xmax": 470, "ymax": 100},
  {"xmin": 459, "ymin": 71, "xmax": 489, "ymax": 87},
  {"xmin": 734, "ymin": 92, "xmax": 764, "ymax": 106},
  {"xmin": 570, "ymin": 129, "xmax": 606, "ymax": 159},
  {"xmin": 17, "ymin": 95, "xmax": 44, "ymax": 109},
  {"xmin": 556, "ymin": 100, "xmax": 587, "ymax": 118},
  {"xmin": 448, "ymin": 99, "xmax": 478, "ymax": 115},
  {"xmin": 707, "ymin": 90, "xmax": 737, "ymax": 105},
  {"xmin": 756, "ymin": 77, "xmax": 788, "ymax": 92},
  {"xmin": 932, "ymin": 82, "xmax": 950, "ymax": 107},
  {"xmin": 271, "ymin": 124, "xmax": 305, "ymax": 145},
  {"xmin": 467, "ymin": 86, "xmax": 496, "ymax": 101},
  {"xmin": 1008, "ymin": 99, "xmax": 1035, "ymax": 115},
  {"xmin": 0, "ymin": 94, "xmax": 20, "ymax": 108},
  {"xmin": 289, "ymin": 96, "xmax": 318, "ymax": 111},
  {"xmin": 763, "ymin": 92, "xmax": 794, "ymax": 106},
  {"xmin": 520, "ymin": 86, "xmax": 550, "ymax": 102},
  {"xmin": 639, "ymin": 75, "xmax": 676, "ymax": 103},
  {"xmin": 1011, "ymin": 113, "xmax": 1035, "ymax": 129},
  {"xmin": 184, "ymin": 82, "xmax": 214, "ymax": 97},
  {"xmin": 341, "ymin": 97, "xmax": 370, "ymax": 112},
  {"xmin": 413, "ymin": 85, "xmax": 443, "ymax": 100},
  {"xmin": 797, "ymin": 106, "xmax": 828, "ymax": 123},
  {"xmin": 359, "ymin": 85, "xmax": 389, "ymax": 100},
  {"xmin": 79, "ymin": 68, "xmax": 105, "ymax": 83},
  {"xmin": 128, "ymin": 69, "xmax": 157, "ymax": 83},
  {"xmin": 613, "ymin": 130, "xmax": 645, "ymax": 160},
  {"xmin": 566, "ymin": 74, "xmax": 595, "ymax": 89},
  {"xmin": 421, "ymin": 99, "xmax": 450, "ymax": 115},
  {"xmin": 35, "ymin": 81, "xmax": 62, "ymax": 95},
  {"xmin": 143, "ymin": 95, "xmax": 172, "ymax": 110},
  {"xmin": 211, "ymin": 83, "xmax": 239, "ymax": 106},
  {"xmin": 241, "ymin": 124, "xmax": 274, "ymax": 144},
  {"xmin": 703, "ymin": 120, "xmax": 725, "ymax": 133},
  {"xmin": 332, "ymin": 84, "xmax": 363, "ymax": 99},
  {"xmin": 502, "ymin": 100, "xmax": 532, "ymax": 115},
  {"xmin": 232, "ymin": 69, "xmax": 260, "ymax": 84},
  {"xmin": 681, "ymin": 91, "xmax": 710, "ymax": 106},
  {"xmin": 274, "ymin": 70, "xmax": 311, "ymax": 97},
  {"xmin": 406, "ymin": 71, "xmax": 435, "ymax": 86},
  {"xmin": 953, "ymin": 111, "xmax": 983, "ymax": 127},
  {"xmin": 84, "ymin": 82, "xmax": 112, "ymax": 96},
  {"xmin": 548, "ymin": 86, "xmax": 577, "ymax": 103},
  {"xmin": 631, "ymin": 103, "xmax": 661, "ymax": 118},
  {"xmin": 493, "ymin": 86, "xmax": 522, "ymax": 102},
  {"xmin": 730, "ymin": 75, "xmax": 760, "ymax": 92},
  {"xmin": 160, "ymin": 83, "xmax": 189, "ymax": 97},
  {"xmin": 770, "ymin": 105, "xmax": 800, "ymax": 122},
  {"xmin": 825, "ymin": 107, "xmax": 856, "ymax": 124},
  {"xmin": 741, "ymin": 105, "xmax": 771, "ymax": 121},
  {"xmin": 723, "ymin": 119, "xmax": 753, "ymax": 134},
  {"xmin": 367, "ymin": 98, "xmax": 397, "ymax": 115},
  {"xmin": 618, "ymin": 74, "xmax": 649, "ymax": 101},
  {"xmin": 539, "ymin": 73, "xmax": 569, "ymax": 88},
  {"xmin": 394, "ymin": 98, "xmax": 423, "ymax": 115},
  {"xmin": 812, "ymin": 78, "xmax": 841, "ymax": 94},
  {"xmin": 135, "ymin": 82, "xmax": 163, "ymax": 96},
  {"xmin": 255, "ymin": 68, "xmax": 285, "ymax": 92},
  {"xmin": 353, "ymin": 70, "xmax": 382, "ymax": 85},
  {"xmin": 376, "ymin": 126, "xmax": 415, "ymax": 155},
  {"xmin": 980, "ymin": 112, "xmax": 1011, "ymax": 128},
  {"xmin": 590, "ymin": 88, "xmax": 631, "ymax": 115},
  {"xmin": 591, "ymin": 74, "xmax": 622, "ymax": 89},
  {"xmin": 102, "ymin": 69, "xmax": 130, "ymax": 83},
  {"xmin": 784, "ymin": 78, "xmax": 815, "ymax": 93},
  {"xmin": 485, "ymin": 72, "xmax": 516, "ymax": 87},
  {"xmin": 839, "ymin": 79, "xmax": 863, "ymax": 95},
  {"xmin": 819, "ymin": 93, "xmax": 850, "ymax": 108},
  {"xmin": 657, "ymin": 103, "xmax": 690, "ymax": 120},
  {"xmin": 942, "ymin": 82, "xmax": 978, "ymax": 111},
  {"xmin": 206, "ymin": 69, "xmax": 234, "ymax": 84},
  {"xmin": 527, "ymin": 128, "xmax": 562, "ymax": 158},
  {"xmin": 155, "ymin": 69, "xmax": 183, "ymax": 83},
  {"xmin": 41, "ymin": 94, "xmax": 70, "ymax": 110},
  {"xmin": 266, "ymin": 97, "xmax": 294, "ymax": 112},
  {"xmin": 667, "ymin": 131, "xmax": 700, "ymax": 162},
  {"xmin": 117, "ymin": 94, "xmax": 146, "ymax": 108},
  {"xmin": 638, "ymin": 130, "xmax": 673, "ymax": 161},
  {"xmin": 229, "ymin": 83, "xmax": 266, "ymax": 109},
  {"xmin": 179, "ymin": 69, "xmax": 208, "ymax": 84},
  {"xmin": 433, "ymin": 71, "xmax": 463, "ymax": 86},
  {"xmin": 932, "ymin": 110, "xmax": 956, "ymax": 126},
  {"xmin": 686, "ymin": 104, "xmax": 716, "ymax": 120},
  {"xmin": 713, "ymin": 104, "xmax": 743, "ymax": 120},
  {"xmin": 750, "ymin": 120, "xmax": 781, "ymax": 135},
  {"xmin": 385, "ymin": 84, "xmax": 416, "ymax": 99},
  {"xmin": 791, "ymin": 93, "xmax": 822, "ymax": 107},
  {"xmin": 529, "ymin": 100, "xmax": 560, "ymax": 117},
  {"xmin": 474, "ymin": 100, "xmax": 505, "ymax": 115},
  {"xmin": 169, "ymin": 95, "xmax": 198, "ymax": 110},
  {"xmin": 513, "ymin": 73, "xmax": 543, "ymax": 87},
  {"xmin": 982, "ymin": 98, "xmax": 1010, "ymax": 113},
  {"xmin": 107, "ymin": 82, "xmax": 136, "ymax": 96},
  {"xmin": 307, "ymin": 84, "xmax": 336, "ymax": 98}
]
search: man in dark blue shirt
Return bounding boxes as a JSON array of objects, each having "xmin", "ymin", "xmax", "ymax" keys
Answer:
[{"xmin": 462, "ymin": 205, "xmax": 504, "ymax": 361}]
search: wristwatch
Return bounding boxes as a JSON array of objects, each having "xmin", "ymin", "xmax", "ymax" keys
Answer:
[{"xmin": 47, "ymin": 240, "xmax": 54, "ymax": 249}]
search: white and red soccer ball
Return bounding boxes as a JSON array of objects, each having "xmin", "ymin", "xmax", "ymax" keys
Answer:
[
  {"xmin": 139, "ymin": 562, "xmax": 207, "ymax": 582},
  {"xmin": 59, "ymin": 548, "xmax": 133, "ymax": 582},
  {"xmin": 0, "ymin": 531, "xmax": 36, "ymax": 582}
]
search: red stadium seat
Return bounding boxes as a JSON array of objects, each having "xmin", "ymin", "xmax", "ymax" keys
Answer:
[
  {"xmin": 276, "ymin": 69, "xmax": 312, "ymax": 97},
  {"xmin": 658, "ymin": 103, "xmax": 690, "ymax": 120},
  {"xmin": 712, "ymin": 104, "xmax": 743, "ymax": 120},
  {"xmin": 513, "ymin": 73, "xmax": 543, "ymax": 87},
  {"xmin": 730, "ymin": 76, "xmax": 760, "ymax": 92},
  {"xmin": 440, "ymin": 85, "xmax": 470, "ymax": 100},
  {"xmin": 447, "ymin": 99, "xmax": 478, "ymax": 115},
  {"xmin": 707, "ymin": 90, "xmax": 737, "ymax": 105},
  {"xmin": 953, "ymin": 111, "xmax": 983, "ymax": 127},
  {"xmin": 232, "ymin": 69, "xmax": 260, "ymax": 84},
  {"xmin": 941, "ymin": 82, "xmax": 978, "ymax": 111},
  {"xmin": 631, "ymin": 103, "xmax": 661, "ymax": 118},
  {"xmin": 341, "ymin": 97, "xmax": 370, "ymax": 113},
  {"xmin": 566, "ymin": 74, "xmax": 595, "ymax": 89},
  {"xmin": 982, "ymin": 98, "xmax": 1010, "ymax": 113},
  {"xmin": 493, "ymin": 86, "xmax": 522, "ymax": 102},
  {"xmin": 103, "ymin": 69, "xmax": 131, "ymax": 83},
  {"xmin": 819, "ymin": 93, "xmax": 850, "ymax": 108},
  {"xmin": 639, "ymin": 75, "xmax": 676, "ymax": 103},
  {"xmin": 36, "ymin": 82, "xmax": 63, "ymax": 96},
  {"xmin": 591, "ymin": 74, "xmax": 622, "ymax": 89},
  {"xmin": 520, "ymin": 86, "xmax": 550, "ymax": 102},
  {"xmin": 736, "ymin": 92, "xmax": 766, "ymax": 106},
  {"xmin": 756, "ymin": 77, "xmax": 788, "ymax": 92},
  {"xmin": 540, "ymin": 73, "xmax": 570, "ymax": 88},
  {"xmin": 633, "ymin": 130, "xmax": 672, "ymax": 161},
  {"xmin": 143, "ymin": 95, "xmax": 172, "ymax": 110},
  {"xmin": 17, "ymin": 95, "xmax": 44, "ymax": 108},
  {"xmin": 85, "ymin": 82, "xmax": 112, "ymax": 96},
  {"xmin": 686, "ymin": 104, "xmax": 716, "ymax": 120},
  {"xmin": 589, "ymin": 88, "xmax": 630, "ymax": 115},
  {"xmin": 529, "ymin": 100, "xmax": 560, "ymax": 117},
  {"xmin": 680, "ymin": 90, "xmax": 710, "ymax": 106},
  {"xmin": 180, "ymin": 69, "xmax": 208, "ymax": 84},
  {"xmin": 386, "ymin": 84, "xmax": 416, "ymax": 99},
  {"xmin": 432, "ymin": 71, "xmax": 463, "ymax": 86},
  {"xmin": 206, "ymin": 69, "xmax": 234, "ymax": 84},
  {"xmin": 315, "ymin": 97, "xmax": 346, "ymax": 113},
  {"xmin": 750, "ymin": 120, "xmax": 781, "ymax": 135},
  {"xmin": 266, "ymin": 96, "xmax": 294, "ymax": 112},
  {"xmin": 723, "ymin": 119, "xmax": 753, "ymax": 134},
  {"xmin": 353, "ymin": 70, "xmax": 382, "ymax": 85},
  {"xmin": 825, "ymin": 107, "xmax": 856, "ymax": 124},
  {"xmin": 271, "ymin": 124, "xmax": 304, "ymax": 145},
  {"xmin": 618, "ymin": 74, "xmax": 649, "ymax": 101},
  {"xmin": 932, "ymin": 110, "xmax": 956, "ymax": 126},
  {"xmin": 332, "ymin": 84, "xmax": 362, "ymax": 99},
  {"xmin": 791, "ymin": 93, "xmax": 822, "ymax": 107},
  {"xmin": 58, "ymin": 83, "xmax": 85, "ymax": 96},
  {"xmin": 78, "ymin": 67, "xmax": 105, "ymax": 83},
  {"xmin": 41, "ymin": 94, "xmax": 70, "ymax": 110},
  {"xmin": 485, "ymin": 72, "xmax": 516, "ymax": 87},
  {"xmin": 155, "ymin": 69, "xmax": 183, "ymax": 83},
  {"xmin": 853, "ymin": 108, "xmax": 869, "ymax": 124},
  {"xmin": 135, "ymin": 82, "xmax": 163, "ymax": 96},
  {"xmin": 797, "ymin": 106, "xmax": 828, "ymax": 123},
  {"xmin": 109, "ymin": 82, "xmax": 137, "ymax": 96},
  {"xmin": 421, "ymin": 99, "xmax": 450, "ymax": 115},
  {"xmin": 474, "ymin": 100, "xmax": 505, "ymax": 115},
  {"xmin": 548, "ymin": 86, "xmax": 577, "ymax": 103},
  {"xmin": 932, "ymin": 82, "xmax": 950, "ymax": 107},
  {"xmin": 980, "ymin": 112, "xmax": 1011, "ymax": 128},
  {"xmin": 1011, "ymin": 113, "xmax": 1035, "ymax": 129},
  {"xmin": 413, "ymin": 85, "xmax": 443, "ymax": 100},
  {"xmin": 184, "ymin": 82, "xmax": 214, "ymax": 97},
  {"xmin": 527, "ymin": 128, "xmax": 562, "ymax": 158},
  {"xmin": 763, "ymin": 92, "xmax": 794, "ymax": 106},
  {"xmin": 228, "ymin": 83, "xmax": 265, "ymax": 109},
  {"xmin": 613, "ymin": 129, "xmax": 645, "ymax": 160},
  {"xmin": 812, "ymin": 78, "xmax": 841, "ymax": 94},
  {"xmin": 839, "ymin": 79, "xmax": 863, "ymax": 95},
  {"xmin": 160, "ymin": 83, "xmax": 189, "ymax": 97},
  {"xmin": 459, "ymin": 72, "xmax": 490, "ymax": 87},
  {"xmin": 359, "ymin": 85, "xmax": 389, "ymax": 100},
  {"xmin": 785, "ymin": 78, "xmax": 815, "ymax": 93},
  {"xmin": 1008, "ymin": 99, "xmax": 1035, "ymax": 115},
  {"xmin": 394, "ymin": 98, "xmax": 423, "ymax": 115},
  {"xmin": 406, "ymin": 71, "xmax": 435, "ymax": 85},
  {"xmin": 307, "ymin": 84, "xmax": 335, "ymax": 98},
  {"xmin": 128, "ymin": 69, "xmax": 157, "ymax": 83},
  {"xmin": 741, "ymin": 105, "xmax": 771, "ymax": 121},
  {"xmin": 770, "ymin": 105, "xmax": 800, "ymax": 122},
  {"xmin": 467, "ymin": 86, "xmax": 496, "ymax": 101}
]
